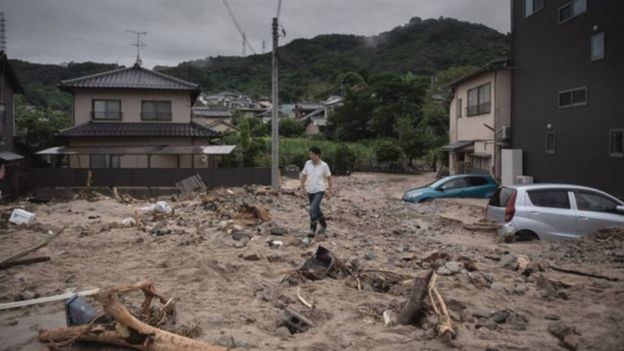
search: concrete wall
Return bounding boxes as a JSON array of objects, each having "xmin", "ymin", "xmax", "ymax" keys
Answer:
[
  {"xmin": 511, "ymin": 0, "xmax": 624, "ymax": 198},
  {"xmin": 72, "ymin": 88, "xmax": 192, "ymax": 125}
]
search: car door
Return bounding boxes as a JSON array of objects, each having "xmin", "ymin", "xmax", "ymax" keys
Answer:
[
  {"xmin": 525, "ymin": 189, "xmax": 579, "ymax": 239},
  {"xmin": 465, "ymin": 176, "xmax": 492, "ymax": 198},
  {"xmin": 439, "ymin": 177, "xmax": 470, "ymax": 198},
  {"xmin": 572, "ymin": 190, "xmax": 624, "ymax": 237}
]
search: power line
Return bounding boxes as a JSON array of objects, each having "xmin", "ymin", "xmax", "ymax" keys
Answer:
[{"xmin": 220, "ymin": 0, "xmax": 257, "ymax": 55}]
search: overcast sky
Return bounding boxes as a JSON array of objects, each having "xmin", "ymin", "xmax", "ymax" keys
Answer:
[{"xmin": 1, "ymin": 0, "xmax": 510, "ymax": 68}]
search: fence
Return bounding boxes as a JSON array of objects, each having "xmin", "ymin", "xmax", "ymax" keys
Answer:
[{"xmin": 20, "ymin": 168, "xmax": 271, "ymax": 188}]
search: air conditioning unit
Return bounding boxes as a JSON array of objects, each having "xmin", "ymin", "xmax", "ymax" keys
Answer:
[
  {"xmin": 501, "ymin": 126, "xmax": 512, "ymax": 140},
  {"xmin": 516, "ymin": 175, "xmax": 534, "ymax": 185}
]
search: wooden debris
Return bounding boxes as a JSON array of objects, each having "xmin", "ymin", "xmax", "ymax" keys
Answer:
[
  {"xmin": 175, "ymin": 174, "xmax": 207, "ymax": 193},
  {"xmin": 39, "ymin": 281, "xmax": 226, "ymax": 351},
  {"xmin": 398, "ymin": 270, "xmax": 433, "ymax": 325},
  {"xmin": 296, "ymin": 287, "xmax": 315, "ymax": 309},
  {"xmin": 428, "ymin": 274, "xmax": 456, "ymax": 341},
  {"xmin": 0, "ymin": 288, "xmax": 101, "ymax": 311},
  {"xmin": 0, "ymin": 256, "xmax": 50, "ymax": 270},
  {"xmin": 0, "ymin": 225, "xmax": 67, "ymax": 268},
  {"xmin": 550, "ymin": 265, "xmax": 619, "ymax": 282}
]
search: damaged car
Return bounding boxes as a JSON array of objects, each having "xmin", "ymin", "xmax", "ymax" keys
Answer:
[{"xmin": 403, "ymin": 174, "xmax": 498, "ymax": 203}]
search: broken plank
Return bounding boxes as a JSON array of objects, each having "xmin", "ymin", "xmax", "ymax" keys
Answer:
[
  {"xmin": 0, "ymin": 225, "xmax": 68, "ymax": 267},
  {"xmin": 0, "ymin": 256, "xmax": 51, "ymax": 270},
  {"xmin": 550, "ymin": 265, "xmax": 619, "ymax": 282},
  {"xmin": 0, "ymin": 288, "xmax": 100, "ymax": 311},
  {"xmin": 399, "ymin": 270, "xmax": 433, "ymax": 325}
]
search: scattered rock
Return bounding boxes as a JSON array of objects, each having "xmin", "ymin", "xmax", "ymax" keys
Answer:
[
  {"xmin": 383, "ymin": 310, "xmax": 399, "ymax": 327},
  {"xmin": 270, "ymin": 226, "xmax": 288, "ymax": 236},
  {"xmin": 522, "ymin": 261, "xmax": 543, "ymax": 276},
  {"xmin": 498, "ymin": 253, "xmax": 519, "ymax": 270},
  {"xmin": 467, "ymin": 271, "xmax": 492, "ymax": 288},
  {"xmin": 512, "ymin": 283, "xmax": 528, "ymax": 295},
  {"xmin": 242, "ymin": 250, "xmax": 261, "ymax": 261},
  {"xmin": 472, "ymin": 307, "xmax": 494, "ymax": 319},
  {"xmin": 436, "ymin": 261, "xmax": 463, "ymax": 275},
  {"xmin": 232, "ymin": 230, "xmax": 251, "ymax": 241},
  {"xmin": 275, "ymin": 326, "xmax": 291, "ymax": 339},
  {"xmin": 536, "ymin": 274, "xmax": 569, "ymax": 299},
  {"xmin": 490, "ymin": 282, "xmax": 506, "ymax": 292},
  {"xmin": 364, "ymin": 252, "xmax": 377, "ymax": 261},
  {"xmin": 16, "ymin": 290, "xmax": 38, "ymax": 301},
  {"xmin": 548, "ymin": 321, "xmax": 580, "ymax": 349},
  {"xmin": 545, "ymin": 314, "xmax": 561, "ymax": 321}
]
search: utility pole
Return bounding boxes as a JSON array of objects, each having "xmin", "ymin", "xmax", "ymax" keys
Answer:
[
  {"xmin": 125, "ymin": 29, "xmax": 146, "ymax": 66},
  {"xmin": 271, "ymin": 17, "xmax": 279, "ymax": 191},
  {"xmin": 242, "ymin": 32, "xmax": 246, "ymax": 56}
]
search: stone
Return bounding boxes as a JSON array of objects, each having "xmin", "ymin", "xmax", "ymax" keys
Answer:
[
  {"xmin": 437, "ymin": 261, "xmax": 463, "ymax": 276},
  {"xmin": 364, "ymin": 252, "xmax": 377, "ymax": 261},
  {"xmin": 467, "ymin": 271, "xmax": 491, "ymax": 288},
  {"xmin": 491, "ymin": 310, "xmax": 510, "ymax": 324},
  {"xmin": 522, "ymin": 261, "xmax": 542, "ymax": 276},
  {"xmin": 232, "ymin": 231, "xmax": 251, "ymax": 241},
  {"xmin": 475, "ymin": 318, "xmax": 498, "ymax": 330},
  {"xmin": 516, "ymin": 255, "xmax": 531, "ymax": 271},
  {"xmin": 217, "ymin": 220, "xmax": 229, "ymax": 231},
  {"xmin": 383, "ymin": 310, "xmax": 399, "ymax": 327},
  {"xmin": 490, "ymin": 282, "xmax": 507, "ymax": 292},
  {"xmin": 562, "ymin": 334, "xmax": 580, "ymax": 351},
  {"xmin": 471, "ymin": 307, "xmax": 494, "ymax": 319},
  {"xmin": 548, "ymin": 321, "xmax": 575, "ymax": 341},
  {"xmin": 242, "ymin": 250, "xmax": 261, "ymax": 261},
  {"xmin": 512, "ymin": 283, "xmax": 528, "ymax": 295},
  {"xmin": 233, "ymin": 241, "xmax": 247, "ymax": 248},
  {"xmin": 17, "ymin": 290, "xmax": 38, "ymax": 301},
  {"xmin": 498, "ymin": 253, "xmax": 519, "ymax": 270},
  {"xmin": 545, "ymin": 314, "xmax": 561, "ymax": 321},
  {"xmin": 275, "ymin": 326, "xmax": 291, "ymax": 339},
  {"xmin": 271, "ymin": 226, "xmax": 288, "ymax": 236}
]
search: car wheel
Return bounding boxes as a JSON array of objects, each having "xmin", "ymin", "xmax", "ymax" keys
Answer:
[{"xmin": 514, "ymin": 230, "xmax": 540, "ymax": 241}]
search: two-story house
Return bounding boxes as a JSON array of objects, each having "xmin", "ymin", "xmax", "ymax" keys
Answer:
[
  {"xmin": 0, "ymin": 51, "xmax": 25, "ymax": 197},
  {"xmin": 442, "ymin": 59, "xmax": 511, "ymax": 179},
  {"xmin": 511, "ymin": 0, "xmax": 623, "ymax": 197},
  {"xmin": 43, "ymin": 63, "xmax": 229, "ymax": 169}
]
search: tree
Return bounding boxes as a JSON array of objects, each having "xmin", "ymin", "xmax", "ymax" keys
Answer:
[
  {"xmin": 374, "ymin": 140, "xmax": 403, "ymax": 162},
  {"xmin": 279, "ymin": 117, "xmax": 305, "ymax": 137},
  {"xmin": 330, "ymin": 87, "xmax": 376, "ymax": 141},
  {"xmin": 14, "ymin": 96, "xmax": 71, "ymax": 148}
]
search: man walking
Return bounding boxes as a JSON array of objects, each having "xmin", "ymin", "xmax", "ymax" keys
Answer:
[{"xmin": 300, "ymin": 147, "xmax": 333, "ymax": 236}]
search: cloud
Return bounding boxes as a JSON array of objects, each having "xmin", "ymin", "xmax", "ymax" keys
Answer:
[{"xmin": 1, "ymin": 0, "xmax": 510, "ymax": 68}]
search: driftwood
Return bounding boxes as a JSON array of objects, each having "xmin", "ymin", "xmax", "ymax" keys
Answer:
[
  {"xmin": 550, "ymin": 265, "xmax": 619, "ymax": 282},
  {"xmin": 39, "ymin": 281, "xmax": 226, "ymax": 351},
  {"xmin": 399, "ymin": 270, "xmax": 433, "ymax": 325},
  {"xmin": 428, "ymin": 274, "xmax": 456, "ymax": 341},
  {"xmin": 0, "ymin": 256, "xmax": 50, "ymax": 270},
  {"xmin": 0, "ymin": 225, "xmax": 67, "ymax": 267}
]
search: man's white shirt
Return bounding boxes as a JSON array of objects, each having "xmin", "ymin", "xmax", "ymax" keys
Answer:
[{"xmin": 302, "ymin": 160, "xmax": 331, "ymax": 193}]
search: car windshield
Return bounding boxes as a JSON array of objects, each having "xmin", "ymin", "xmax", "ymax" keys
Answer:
[{"xmin": 426, "ymin": 177, "xmax": 464, "ymax": 189}]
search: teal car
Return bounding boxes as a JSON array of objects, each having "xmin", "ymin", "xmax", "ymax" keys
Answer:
[{"xmin": 403, "ymin": 174, "xmax": 498, "ymax": 203}]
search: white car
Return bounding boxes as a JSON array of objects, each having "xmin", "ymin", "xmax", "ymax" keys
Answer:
[{"xmin": 486, "ymin": 184, "xmax": 624, "ymax": 240}]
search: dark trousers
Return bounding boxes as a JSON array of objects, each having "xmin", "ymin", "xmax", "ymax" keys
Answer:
[{"xmin": 308, "ymin": 191, "xmax": 326, "ymax": 229}]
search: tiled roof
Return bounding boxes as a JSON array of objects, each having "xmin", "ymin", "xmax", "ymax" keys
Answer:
[
  {"xmin": 59, "ymin": 64, "xmax": 200, "ymax": 92},
  {"xmin": 59, "ymin": 122, "xmax": 219, "ymax": 138},
  {"xmin": 192, "ymin": 107, "xmax": 232, "ymax": 118}
]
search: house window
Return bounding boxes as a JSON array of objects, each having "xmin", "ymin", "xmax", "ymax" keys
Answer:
[
  {"xmin": 610, "ymin": 129, "xmax": 623, "ymax": 157},
  {"xmin": 558, "ymin": 87, "xmax": 587, "ymax": 108},
  {"xmin": 591, "ymin": 32, "xmax": 604, "ymax": 61},
  {"xmin": 90, "ymin": 154, "xmax": 120, "ymax": 168},
  {"xmin": 92, "ymin": 100, "xmax": 121, "ymax": 120},
  {"xmin": 142, "ymin": 101, "xmax": 172, "ymax": 121},
  {"xmin": 467, "ymin": 83, "xmax": 491, "ymax": 116},
  {"xmin": 559, "ymin": 0, "xmax": 587, "ymax": 23},
  {"xmin": 546, "ymin": 131, "xmax": 556, "ymax": 154},
  {"xmin": 456, "ymin": 98, "xmax": 462, "ymax": 118},
  {"xmin": 525, "ymin": 0, "xmax": 544, "ymax": 17}
]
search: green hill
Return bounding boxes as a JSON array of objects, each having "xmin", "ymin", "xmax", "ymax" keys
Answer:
[{"xmin": 11, "ymin": 17, "xmax": 509, "ymax": 110}]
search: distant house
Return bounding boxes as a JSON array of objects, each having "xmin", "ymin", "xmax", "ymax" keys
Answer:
[
  {"xmin": 38, "ymin": 63, "xmax": 232, "ymax": 169},
  {"xmin": 294, "ymin": 103, "xmax": 324, "ymax": 119},
  {"xmin": 0, "ymin": 51, "xmax": 25, "ymax": 197},
  {"xmin": 442, "ymin": 59, "xmax": 511, "ymax": 178},
  {"xmin": 510, "ymin": 0, "xmax": 623, "ymax": 197}
]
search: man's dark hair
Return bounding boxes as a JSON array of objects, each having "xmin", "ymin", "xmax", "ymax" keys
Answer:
[{"xmin": 309, "ymin": 146, "xmax": 321, "ymax": 156}]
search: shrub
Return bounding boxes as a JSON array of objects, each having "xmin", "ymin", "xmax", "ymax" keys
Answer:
[
  {"xmin": 374, "ymin": 140, "xmax": 403, "ymax": 162},
  {"xmin": 279, "ymin": 117, "xmax": 305, "ymax": 137},
  {"xmin": 332, "ymin": 144, "xmax": 356, "ymax": 175}
]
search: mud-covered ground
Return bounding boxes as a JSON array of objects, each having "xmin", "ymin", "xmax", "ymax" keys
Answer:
[{"xmin": 0, "ymin": 172, "xmax": 623, "ymax": 351}]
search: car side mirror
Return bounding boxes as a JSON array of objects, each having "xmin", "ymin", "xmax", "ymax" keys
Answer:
[{"xmin": 616, "ymin": 205, "xmax": 624, "ymax": 214}]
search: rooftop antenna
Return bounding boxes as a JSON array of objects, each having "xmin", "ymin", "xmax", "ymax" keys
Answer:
[
  {"xmin": 125, "ymin": 29, "xmax": 146, "ymax": 66},
  {"xmin": 0, "ymin": 12, "xmax": 6, "ymax": 52}
]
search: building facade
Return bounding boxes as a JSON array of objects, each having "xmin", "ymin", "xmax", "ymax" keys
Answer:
[
  {"xmin": 444, "ymin": 60, "xmax": 511, "ymax": 179},
  {"xmin": 511, "ymin": 0, "xmax": 624, "ymax": 197},
  {"xmin": 45, "ymin": 64, "xmax": 229, "ymax": 169},
  {"xmin": 0, "ymin": 52, "xmax": 25, "ymax": 197}
]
